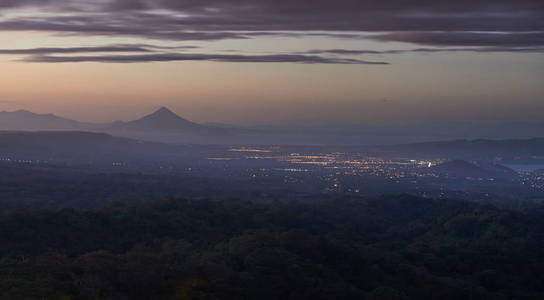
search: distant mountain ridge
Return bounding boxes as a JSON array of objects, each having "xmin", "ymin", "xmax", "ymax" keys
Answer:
[
  {"xmin": 378, "ymin": 138, "xmax": 544, "ymax": 163},
  {"xmin": 0, "ymin": 107, "xmax": 226, "ymax": 135},
  {"xmin": 0, "ymin": 131, "xmax": 182, "ymax": 162},
  {"xmin": 432, "ymin": 159, "xmax": 517, "ymax": 180},
  {"xmin": 0, "ymin": 110, "xmax": 90, "ymax": 131},
  {"xmin": 390, "ymin": 138, "xmax": 544, "ymax": 154},
  {"xmin": 1, "ymin": 108, "xmax": 544, "ymax": 147}
]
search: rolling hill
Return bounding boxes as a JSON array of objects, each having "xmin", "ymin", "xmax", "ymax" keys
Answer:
[
  {"xmin": 0, "ymin": 110, "xmax": 91, "ymax": 131},
  {"xmin": 0, "ymin": 131, "xmax": 184, "ymax": 163},
  {"xmin": 432, "ymin": 160, "xmax": 517, "ymax": 180}
]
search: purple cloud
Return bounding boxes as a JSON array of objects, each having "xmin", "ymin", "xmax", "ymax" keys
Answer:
[
  {"xmin": 0, "ymin": 1, "xmax": 542, "ymax": 50},
  {"xmin": 303, "ymin": 46, "xmax": 544, "ymax": 55},
  {"xmin": 0, "ymin": 44, "xmax": 198, "ymax": 55},
  {"xmin": 22, "ymin": 53, "xmax": 390, "ymax": 64}
]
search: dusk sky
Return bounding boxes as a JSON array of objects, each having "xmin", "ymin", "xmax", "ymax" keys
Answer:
[{"xmin": 0, "ymin": 0, "xmax": 543, "ymax": 125}]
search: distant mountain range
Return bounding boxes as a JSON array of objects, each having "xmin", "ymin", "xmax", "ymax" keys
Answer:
[
  {"xmin": 0, "ymin": 110, "xmax": 93, "ymax": 131},
  {"xmin": 0, "ymin": 107, "xmax": 226, "ymax": 134},
  {"xmin": 1, "ymin": 108, "xmax": 544, "ymax": 146}
]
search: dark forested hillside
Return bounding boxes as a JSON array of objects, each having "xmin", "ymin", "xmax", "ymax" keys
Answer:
[
  {"xmin": 0, "ymin": 131, "xmax": 183, "ymax": 162},
  {"xmin": 1, "ymin": 195, "xmax": 543, "ymax": 299}
]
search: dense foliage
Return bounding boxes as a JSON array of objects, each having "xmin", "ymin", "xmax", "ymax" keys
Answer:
[
  {"xmin": 1, "ymin": 195, "xmax": 543, "ymax": 299},
  {"xmin": 0, "ymin": 164, "xmax": 308, "ymax": 210}
]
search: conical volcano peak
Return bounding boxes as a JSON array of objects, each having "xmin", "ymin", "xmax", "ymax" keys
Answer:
[
  {"xmin": 108, "ymin": 106, "xmax": 227, "ymax": 134},
  {"xmin": 143, "ymin": 106, "xmax": 188, "ymax": 122},
  {"xmin": 156, "ymin": 106, "xmax": 172, "ymax": 113},
  {"xmin": 114, "ymin": 106, "xmax": 201, "ymax": 131},
  {"xmin": 151, "ymin": 107, "xmax": 179, "ymax": 117}
]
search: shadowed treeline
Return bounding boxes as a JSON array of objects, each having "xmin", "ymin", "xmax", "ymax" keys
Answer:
[{"xmin": 1, "ymin": 195, "xmax": 543, "ymax": 299}]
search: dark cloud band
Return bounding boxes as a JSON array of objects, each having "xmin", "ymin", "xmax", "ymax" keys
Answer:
[
  {"xmin": 303, "ymin": 47, "xmax": 544, "ymax": 55},
  {"xmin": 0, "ymin": 0, "xmax": 543, "ymax": 53},
  {"xmin": 371, "ymin": 32, "xmax": 544, "ymax": 47},
  {"xmin": 0, "ymin": 44, "xmax": 198, "ymax": 55},
  {"xmin": 21, "ymin": 53, "xmax": 389, "ymax": 64},
  {"xmin": 0, "ymin": 46, "xmax": 151, "ymax": 55}
]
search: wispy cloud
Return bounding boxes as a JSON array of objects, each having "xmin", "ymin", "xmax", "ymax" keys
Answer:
[
  {"xmin": 22, "ymin": 53, "xmax": 390, "ymax": 64},
  {"xmin": 0, "ymin": 43, "xmax": 390, "ymax": 65},
  {"xmin": 370, "ymin": 32, "xmax": 544, "ymax": 47},
  {"xmin": 0, "ymin": 44, "xmax": 198, "ymax": 55},
  {"xmin": 3, "ymin": 43, "xmax": 543, "ymax": 65},
  {"xmin": 303, "ymin": 46, "xmax": 544, "ymax": 55},
  {"xmin": 0, "ymin": 45, "xmax": 151, "ymax": 55}
]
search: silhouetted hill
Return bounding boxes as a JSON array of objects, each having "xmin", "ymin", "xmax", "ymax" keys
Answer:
[
  {"xmin": 379, "ymin": 138, "xmax": 544, "ymax": 162},
  {"xmin": 0, "ymin": 131, "xmax": 181, "ymax": 162},
  {"xmin": 432, "ymin": 160, "xmax": 516, "ymax": 179},
  {"xmin": 0, "ymin": 110, "xmax": 92, "ymax": 130},
  {"xmin": 0, "ymin": 108, "xmax": 228, "ymax": 136},
  {"xmin": 535, "ymin": 169, "xmax": 544, "ymax": 175},
  {"xmin": 433, "ymin": 160, "xmax": 483, "ymax": 174}
]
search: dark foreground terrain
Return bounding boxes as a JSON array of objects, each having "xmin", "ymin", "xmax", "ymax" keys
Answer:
[
  {"xmin": 2, "ymin": 131, "xmax": 544, "ymax": 299},
  {"xmin": 1, "ymin": 195, "xmax": 543, "ymax": 300}
]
